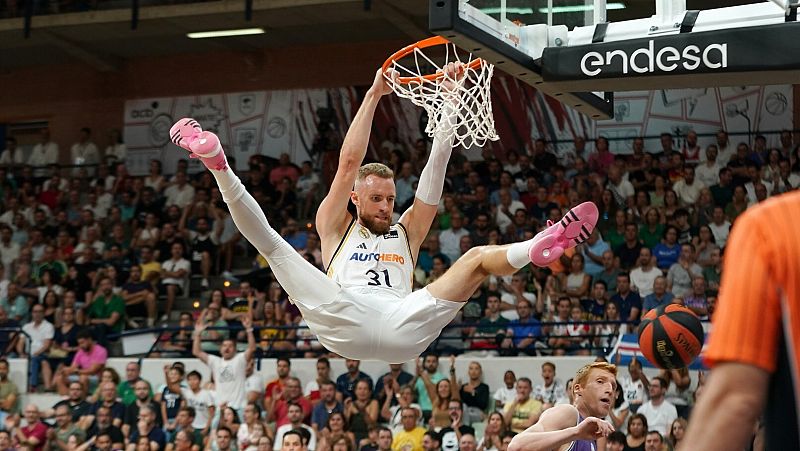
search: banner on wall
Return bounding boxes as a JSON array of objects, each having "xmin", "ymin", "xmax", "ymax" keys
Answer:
[
  {"xmin": 123, "ymin": 89, "xmax": 362, "ymax": 176},
  {"xmin": 123, "ymin": 81, "xmax": 793, "ymax": 175},
  {"xmin": 596, "ymin": 85, "xmax": 794, "ymax": 154}
]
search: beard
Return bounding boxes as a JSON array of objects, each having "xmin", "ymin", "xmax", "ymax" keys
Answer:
[{"xmin": 359, "ymin": 213, "xmax": 391, "ymax": 235}]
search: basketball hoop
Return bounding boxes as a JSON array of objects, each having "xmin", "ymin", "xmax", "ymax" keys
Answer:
[{"xmin": 382, "ymin": 36, "xmax": 498, "ymax": 149}]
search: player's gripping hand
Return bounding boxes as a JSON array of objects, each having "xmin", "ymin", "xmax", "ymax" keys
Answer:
[{"xmin": 574, "ymin": 417, "xmax": 614, "ymax": 440}]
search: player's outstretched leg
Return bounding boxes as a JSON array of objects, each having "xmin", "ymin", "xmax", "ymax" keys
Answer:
[
  {"xmin": 169, "ymin": 118, "xmax": 340, "ymax": 307},
  {"xmin": 426, "ymin": 202, "xmax": 598, "ymax": 302}
]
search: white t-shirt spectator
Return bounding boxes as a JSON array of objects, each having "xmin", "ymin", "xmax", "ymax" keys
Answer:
[
  {"xmin": 621, "ymin": 376, "xmax": 648, "ymax": 406},
  {"xmin": 672, "ymin": 179, "xmax": 705, "ymax": 206},
  {"xmin": 629, "ymin": 266, "xmax": 661, "ymax": 298},
  {"xmin": 533, "ymin": 379, "xmax": 564, "ymax": 405},
  {"xmin": 695, "ymin": 162, "xmax": 720, "ymax": 187},
  {"xmin": 246, "ymin": 372, "xmax": 263, "ymax": 400},
  {"xmin": 207, "ymin": 353, "xmax": 248, "ymax": 409},
  {"xmin": 493, "ymin": 385, "xmax": 516, "ymax": 409},
  {"xmin": 708, "ymin": 220, "xmax": 731, "ymax": 248},
  {"xmin": 296, "ymin": 172, "xmax": 320, "ymax": 197},
  {"xmin": 164, "ymin": 184, "xmax": 196, "ymax": 209},
  {"xmin": 439, "ymin": 227, "xmax": 470, "ymax": 263},
  {"xmin": 181, "ymin": 387, "xmax": 215, "ymax": 430},
  {"xmin": 161, "ymin": 258, "xmax": 190, "ymax": 286},
  {"xmin": 29, "ymin": 141, "xmax": 59, "ymax": 177},
  {"xmin": 637, "ymin": 400, "xmax": 678, "ymax": 436},
  {"xmin": 0, "ymin": 148, "xmax": 24, "ymax": 166},
  {"xmin": 0, "ymin": 241, "xmax": 20, "ymax": 269},
  {"xmin": 22, "ymin": 320, "xmax": 54, "ymax": 354},
  {"xmin": 274, "ymin": 423, "xmax": 316, "ymax": 451}
]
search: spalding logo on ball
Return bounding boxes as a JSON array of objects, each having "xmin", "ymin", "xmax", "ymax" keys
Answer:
[{"xmin": 637, "ymin": 304, "xmax": 704, "ymax": 369}]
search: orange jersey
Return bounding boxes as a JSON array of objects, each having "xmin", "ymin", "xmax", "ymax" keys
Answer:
[{"xmin": 705, "ymin": 190, "xmax": 800, "ymax": 446}]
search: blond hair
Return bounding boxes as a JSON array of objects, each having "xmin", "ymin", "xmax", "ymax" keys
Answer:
[
  {"xmin": 357, "ymin": 163, "xmax": 394, "ymax": 183},
  {"xmin": 573, "ymin": 362, "xmax": 617, "ymax": 389}
]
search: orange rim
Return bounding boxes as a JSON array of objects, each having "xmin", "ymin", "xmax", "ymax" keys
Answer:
[{"xmin": 382, "ymin": 36, "xmax": 483, "ymax": 84}]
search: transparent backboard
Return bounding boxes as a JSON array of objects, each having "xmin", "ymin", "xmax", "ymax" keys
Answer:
[{"xmin": 431, "ymin": 0, "xmax": 614, "ymax": 119}]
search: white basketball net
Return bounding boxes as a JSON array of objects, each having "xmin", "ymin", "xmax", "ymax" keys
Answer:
[{"xmin": 384, "ymin": 41, "xmax": 499, "ymax": 149}]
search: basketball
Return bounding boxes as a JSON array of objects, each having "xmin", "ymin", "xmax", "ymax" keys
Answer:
[{"xmin": 637, "ymin": 304, "xmax": 704, "ymax": 369}]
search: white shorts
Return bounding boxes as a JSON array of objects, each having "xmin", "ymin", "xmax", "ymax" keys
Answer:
[{"xmin": 293, "ymin": 286, "xmax": 463, "ymax": 363}]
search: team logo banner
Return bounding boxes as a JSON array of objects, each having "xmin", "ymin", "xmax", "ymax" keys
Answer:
[{"xmin": 606, "ymin": 332, "xmax": 709, "ymax": 370}]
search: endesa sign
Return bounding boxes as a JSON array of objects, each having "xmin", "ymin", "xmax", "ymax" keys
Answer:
[{"xmin": 541, "ymin": 22, "xmax": 800, "ymax": 91}]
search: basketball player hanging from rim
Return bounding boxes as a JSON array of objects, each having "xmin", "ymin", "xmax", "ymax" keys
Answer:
[{"xmin": 169, "ymin": 62, "xmax": 599, "ymax": 363}]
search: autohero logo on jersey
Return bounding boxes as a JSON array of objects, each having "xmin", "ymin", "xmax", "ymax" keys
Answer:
[
  {"xmin": 580, "ymin": 40, "xmax": 727, "ymax": 77},
  {"xmin": 349, "ymin": 252, "xmax": 406, "ymax": 264}
]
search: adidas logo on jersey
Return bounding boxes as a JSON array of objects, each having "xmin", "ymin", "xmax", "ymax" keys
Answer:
[{"xmin": 357, "ymin": 243, "xmax": 367, "ymax": 250}]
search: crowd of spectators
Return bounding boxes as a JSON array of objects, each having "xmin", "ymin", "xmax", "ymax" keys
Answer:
[
  {"xmin": 0, "ymin": 353, "xmax": 707, "ymax": 451},
  {"xmin": 0, "ymin": 123, "xmax": 792, "ymax": 449}
]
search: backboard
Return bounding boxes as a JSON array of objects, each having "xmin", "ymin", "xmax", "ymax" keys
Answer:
[
  {"xmin": 430, "ymin": 0, "xmax": 615, "ymax": 119},
  {"xmin": 431, "ymin": 0, "xmax": 800, "ymax": 121}
]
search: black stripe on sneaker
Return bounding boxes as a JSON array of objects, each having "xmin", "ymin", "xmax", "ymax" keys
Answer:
[
  {"xmin": 561, "ymin": 219, "xmax": 567, "ymax": 228},
  {"xmin": 581, "ymin": 225, "xmax": 590, "ymax": 237},
  {"xmin": 569, "ymin": 210, "xmax": 579, "ymax": 221}
]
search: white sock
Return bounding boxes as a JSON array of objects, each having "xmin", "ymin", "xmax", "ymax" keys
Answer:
[
  {"xmin": 209, "ymin": 168, "xmax": 245, "ymax": 203},
  {"xmin": 506, "ymin": 238, "xmax": 535, "ymax": 268}
]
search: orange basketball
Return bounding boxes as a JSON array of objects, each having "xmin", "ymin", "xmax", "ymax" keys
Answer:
[{"xmin": 637, "ymin": 304, "xmax": 704, "ymax": 369}]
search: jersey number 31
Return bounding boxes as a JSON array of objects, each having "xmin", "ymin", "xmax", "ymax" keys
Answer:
[{"xmin": 366, "ymin": 269, "xmax": 392, "ymax": 287}]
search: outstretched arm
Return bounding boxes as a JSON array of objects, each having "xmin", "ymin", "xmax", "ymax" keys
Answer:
[
  {"xmin": 192, "ymin": 318, "xmax": 209, "ymax": 364},
  {"xmin": 399, "ymin": 63, "xmax": 462, "ymax": 256},
  {"xmin": 242, "ymin": 314, "xmax": 256, "ymax": 361},
  {"xmin": 507, "ymin": 405, "xmax": 614, "ymax": 451},
  {"xmin": 317, "ymin": 69, "xmax": 392, "ymax": 259}
]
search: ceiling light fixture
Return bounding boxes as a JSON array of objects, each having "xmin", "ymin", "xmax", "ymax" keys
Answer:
[{"xmin": 187, "ymin": 28, "xmax": 265, "ymax": 39}]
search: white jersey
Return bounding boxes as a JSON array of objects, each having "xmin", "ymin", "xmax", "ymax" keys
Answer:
[{"xmin": 326, "ymin": 219, "xmax": 415, "ymax": 298}]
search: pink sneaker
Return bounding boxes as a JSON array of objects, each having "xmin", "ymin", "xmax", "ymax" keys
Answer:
[
  {"xmin": 528, "ymin": 201, "xmax": 599, "ymax": 267},
  {"xmin": 169, "ymin": 118, "xmax": 229, "ymax": 171}
]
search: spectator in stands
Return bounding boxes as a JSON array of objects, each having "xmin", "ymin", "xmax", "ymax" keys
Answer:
[
  {"xmin": 344, "ymin": 379, "xmax": 379, "ymax": 445},
  {"xmin": 652, "ymin": 226, "xmax": 680, "ymax": 270},
  {"xmin": 0, "ymin": 308, "xmax": 19, "ymax": 356},
  {"xmin": 683, "ymin": 276, "xmax": 709, "ymax": 319},
  {"xmin": 86, "ymin": 275, "xmax": 125, "ymax": 347},
  {"xmin": 18, "ymin": 303, "xmax": 54, "ymax": 392},
  {"xmin": 270, "ymin": 153, "xmax": 301, "ymax": 187},
  {"xmin": 438, "ymin": 401, "xmax": 474, "ymax": 451},
  {"xmin": 128, "ymin": 404, "xmax": 166, "ymax": 451},
  {"xmin": 316, "ymin": 411, "xmax": 354, "ymax": 451},
  {"xmin": 673, "ymin": 166, "xmax": 704, "ymax": 206},
  {"xmin": 53, "ymin": 329, "xmax": 107, "ymax": 396},
  {"xmin": 605, "ymin": 431, "xmax": 627, "ymax": 451},
  {"xmin": 178, "ymin": 370, "xmax": 214, "ymax": 437},
  {"xmin": 49, "ymin": 403, "xmax": 86, "ymax": 449},
  {"xmin": 164, "ymin": 171, "xmax": 195, "ymax": 209},
  {"xmin": 644, "ymin": 430, "xmax": 664, "ymax": 451},
  {"xmin": 607, "ymin": 165, "xmax": 635, "ymax": 209},
  {"xmin": 86, "ymin": 405, "xmax": 125, "ymax": 449},
  {"xmin": 17, "ymin": 404, "xmax": 47, "ymax": 451},
  {"xmin": 625, "ymin": 413, "xmax": 648, "ymax": 450},
  {"xmin": 666, "ymin": 244, "xmax": 702, "ymax": 298},
  {"xmin": 413, "ymin": 353, "xmax": 444, "ymax": 423},
  {"xmin": 312, "ymin": 381, "xmax": 343, "ymax": 433},
  {"xmin": 502, "ymin": 377, "xmax": 542, "ymax": 434},
  {"xmin": 611, "ymin": 273, "xmax": 642, "ymax": 325},
  {"xmin": 123, "ymin": 378, "xmax": 161, "ymax": 439},
  {"xmin": 27, "ymin": 128, "xmax": 58, "ymax": 177},
  {"xmin": 492, "ymin": 371, "xmax": 516, "ymax": 411},
  {"xmin": 70, "ymin": 127, "xmax": 100, "ymax": 175},
  {"xmin": 274, "ymin": 402, "xmax": 316, "ymax": 451},
  {"xmin": 212, "ymin": 426, "xmax": 236, "ymax": 451},
  {"xmin": 0, "ymin": 359, "xmax": 19, "ymax": 424},
  {"xmin": 121, "ymin": 265, "xmax": 156, "ymax": 328},
  {"xmin": 160, "ymin": 365, "xmax": 185, "ymax": 439},
  {"xmin": 0, "ymin": 282, "xmax": 29, "ymax": 323},
  {"xmin": 707, "ymin": 206, "xmax": 731, "ymax": 249},
  {"xmin": 0, "ymin": 137, "xmax": 23, "ymax": 167},
  {"xmin": 642, "ymin": 277, "xmax": 674, "ymax": 315},
  {"xmin": 374, "ymin": 363, "xmax": 413, "ymax": 409},
  {"xmin": 421, "ymin": 429, "xmax": 441, "ymax": 451},
  {"xmin": 336, "ymin": 359, "xmax": 373, "ymax": 401},
  {"xmin": 629, "ymin": 248, "xmax": 660, "ymax": 298},
  {"xmin": 269, "ymin": 377, "xmax": 312, "ymax": 428},
  {"xmin": 159, "ymin": 242, "xmax": 190, "ymax": 322},
  {"xmin": 592, "ymin": 250, "xmax": 619, "ymax": 294},
  {"xmin": 265, "ymin": 358, "xmax": 292, "ymax": 407},
  {"xmin": 391, "ymin": 407, "xmax": 426, "ymax": 451},
  {"xmin": 702, "ymin": 248, "xmax": 722, "ymax": 297},
  {"xmin": 533, "ymin": 362, "xmax": 563, "ymax": 405},
  {"xmin": 118, "ymin": 362, "xmax": 147, "ymax": 406},
  {"xmin": 194, "ymin": 312, "xmax": 255, "ymax": 420},
  {"xmin": 51, "ymin": 380, "xmax": 92, "ymax": 427},
  {"xmin": 500, "ymin": 300, "xmax": 541, "ymax": 356},
  {"xmin": 637, "ymin": 377, "xmax": 677, "ymax": 436},
  {"xmin": 439, "ymin": 212, "xmax": 469, "ymax": 263},
  {"xmin": 458, "ymin": 362, "xmax": 489, "ymax": 426},
  {"xmin": 581, "ymin": 281, "xmax": 609, "ymax": 320},
  {"xmin": 561, "ymin": 254, "xmax": 591, "ymax": 301}
]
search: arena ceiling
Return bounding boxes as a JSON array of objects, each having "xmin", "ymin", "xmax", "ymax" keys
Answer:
[{"xmin": 0, "ymin": 0, "xmax": 758, "ymax": 71}]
